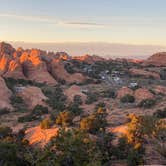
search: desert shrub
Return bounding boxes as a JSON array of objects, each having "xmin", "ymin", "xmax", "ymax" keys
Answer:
[
  {"xmin": 0, "ymin": 142, "xmax": 26, "ymax": 166},
  {"xmin": 80, "ymin": 107, "xmax": 107, "ymax": 133},
  {"xmin": 10, "ymin": 96, "xmax": 24, "ymax": 105},
  {"xmin": 5, "ymin": 77, "xmax": 44, "ymax": 91},
  {"xmin": 120, "ymin": 94, "xmax": 135, "ymax": 103},
  {"xmin": 138, "ymin": 99, "xmax": 156, "ymax": 108},
  {"xmin": 102, "ymin": 89, "xmax": 116, "ymax": 98},
  {"xmin": 85, "ymin": 92, "xmax": 98, "ymax": 104},
  {"xmin": 64, "ymin": 63, "xmax": 75, "ymax": 74},
  {"xmin": 95, "ymin": 102, "xmax": 106, "ymax": 110},
  {"xmin": 96, "ymin": 132, "xmax": 114, "ymax": 164},
  {"xmin": 160, "ymin": 69, "xmax": 166, "ymax": 80},
  {"xmin": 18, "ymin": 114, "xmax": 39, "ymax": 123},
  {"xmin": 55, "ymin": 111, "xmax": 73, "ymax": 126},
  {"xmin": 15, "ymin": 108, "xmax": 28, "ymax": 113},
  {"xmin": 31, "ymin": 105, "xmax": 48, "ymax": 116},
  {"xmin": 127, "ymin": 149, "xmax": 144, "ymax": 166},
  {"xmin": 40, "ymin": 118, "xmax": 51, "ymax": 129},
  {"xmin": 47, "ymin": 129, "xmax": 102, "ymax": 166},
  {"xmin": 68, "ymin": 102, "xmax": 82, "ymax": 115},
  {"xmin": 0, "ymin": 126, "xmax": 12, "ymax": 138},
  {"xmin": 153, "ymin": 108, "xmax": 166, "ymax": 118},
  {"xmin": 73, "ymin": 95, "xmax": 82, "ymax": 105},
  {"xmin": 44, "ymin": 85, "xmax": 67, "ymax": 111},
  {"xmin": 0, "ymin": 108, "xmax": 10, "ymax": 115}
]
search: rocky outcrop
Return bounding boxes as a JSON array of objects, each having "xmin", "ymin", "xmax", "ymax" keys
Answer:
[
  {"xmin": 0, "ymin": 42, "xmax": 15, "ymax": 57},
  {"xmin": 73, "ymin": 54, "xmax": 105, "ymax": 64},
  {"xmin": 20, "ymin": 49, "xmax": 57, "ymax": 85},
  {"xmin": 51, "ymin": 60, "xmax": 86, "ymax": 84},
  {"xmin": 0, "ymin": 54, "xmax": 11, "ymax": 75},
  {"xmin": 143, "ymin": 52, "xmax": 166, "ymax": 66},
  {"xmin": 64, "ymin": 85, "xmax": 87, "ymax": 103},
  {"xmin": 129, "ymin": 68, "xmax": 160, "ymax": 79},
  {"xmin": 0, "ymin": 77, "xmax": 13, "ymax": 110},
  {"xmin": 25, "ymin": 126, "xmax": 59, "ymax": 147},
  {"xmin": 18, "ymin": 86, "xmax": 48, "ymax": 109},
  {"xmin": 3, "ymin": 59, "xmax": 26, "ymax": 79},
  {"xmin": 134, "ymin": 88, "xmax": 154, "ymax": 102},
  {"xmin": 117, "ymin": 87, "xmax": 134, "ymax": 99}
]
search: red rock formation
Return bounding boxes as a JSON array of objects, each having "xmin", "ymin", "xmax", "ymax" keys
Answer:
[
  {"xmin": 143, "ymin": 52, "xmax": 166, "ymax": 66},
  {"xmin": 64, "ymin": 85, "xmax": 87, "ymax": 103},
  {"xmin": 73, "ymin": 54, "xmax": 105, "ymax": 64},
  {"xmin": 129, "ymin": 68, "xmax": 160, "ymax": 79},
  {"xmin": 4, "ymin": 59, "xmax": 26, "ymax": 79},
  {"xmin": 117, "ymin": 87, "xmax": 134, "ymax": 99},
  {"xmin": 134, "ymin": 88, "xmax": 154, "ymax": 102},
  {"xmin": 0, "ymin": 42, "xmax": 15, "ymax": 57},
  {"xmin": 18, "ymin": 86, "xmax": 48, "ymax": 109},
  {"xmin": 20, "ymin": 49, "xmax": 57, "ymax": 85},
  {"xmin": 51, "ymin": 60, "xmax": 86, "ymax": 84}
]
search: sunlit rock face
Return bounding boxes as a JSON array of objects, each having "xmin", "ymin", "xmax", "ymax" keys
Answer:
[
  {"xmin": 143, "ymin": 52, "xmax": 166, "ymax": 66},
  {"xmin": 72, "ymin": 54, "xmax": 105, "ymax": 64},
  {"xmin": 20, "ymin": 49, "xmax": 57, "ymax": 85},
  {"xmin": 3, "ymin": 59, "xmax": 26, "ymax": 79}
]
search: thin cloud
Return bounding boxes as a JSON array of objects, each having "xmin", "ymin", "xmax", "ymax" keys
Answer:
[{"xmin": 0, "ymin": 13, "xmax": 109, "ymax": 28}]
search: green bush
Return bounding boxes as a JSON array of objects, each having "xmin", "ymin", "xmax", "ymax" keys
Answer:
[
  {"xmin": 0, "ymin": 125, "xmax": 12, "ymax": 138},
  {"xmin": 138, "ymin": 99, "xmax": 156, "ymax": 108},
  {"xmin": 73, "ymin": 95, "xmax": 82, "ymax": 105},
  {"xmin": 10, "ymin": 96, "xmax": 24, "ymax": 105},
  {"xmin": 120, "ymin": 94, "xmax": 135, "ymax": 103},
  {"xmin": 85, "ymin": 92, "xmax": 98, "ymax": 104},
  {"xmin": 64, "ymin": 63, "xmax": 75, "ymax": 74},
  {"xmin": 48, "ymin": 129, "xmax": 102, "ymax": 166},
  {"xmin": 127, "ymin": 149, "xmax": 144, "ymax": 166},
  {"xmin": 102, "ymin": 89, "xmax": 116, "ymax": 98},
  {"xmin": 32, "ymin": 105, "xmax": 48, "ymax": 116},
  {"xmin": 153, "ymin": 108, "xmax": 166, "ymax": 118},
  {"xmin": 43, "ymin": 85, "xmax": 67, "ymax": 111},
  {"xmin": 0, "ymin": 108, "xmax": 10, "ymax": 115},
  {"xmin": 68, "ymin": 103, "xmax": 82, "ymax": 115},
  {"xmin": 18, "ymin": 114, "xmax": 39, "ymax": 123}
]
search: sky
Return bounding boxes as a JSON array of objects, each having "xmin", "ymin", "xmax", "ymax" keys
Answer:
[{"xmin": 0, "ymin": 0, "xmax": 166, "ymax": 58}]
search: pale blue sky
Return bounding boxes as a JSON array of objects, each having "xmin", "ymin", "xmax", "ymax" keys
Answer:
[{"xmin": 0, "ymin": 0, "xmax": 166, "ymax": 46}]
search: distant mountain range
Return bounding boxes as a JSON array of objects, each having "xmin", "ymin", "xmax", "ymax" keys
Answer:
[{"xmin": 8, "ymin": 41, "xmax": 166, "ymax": 59}]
